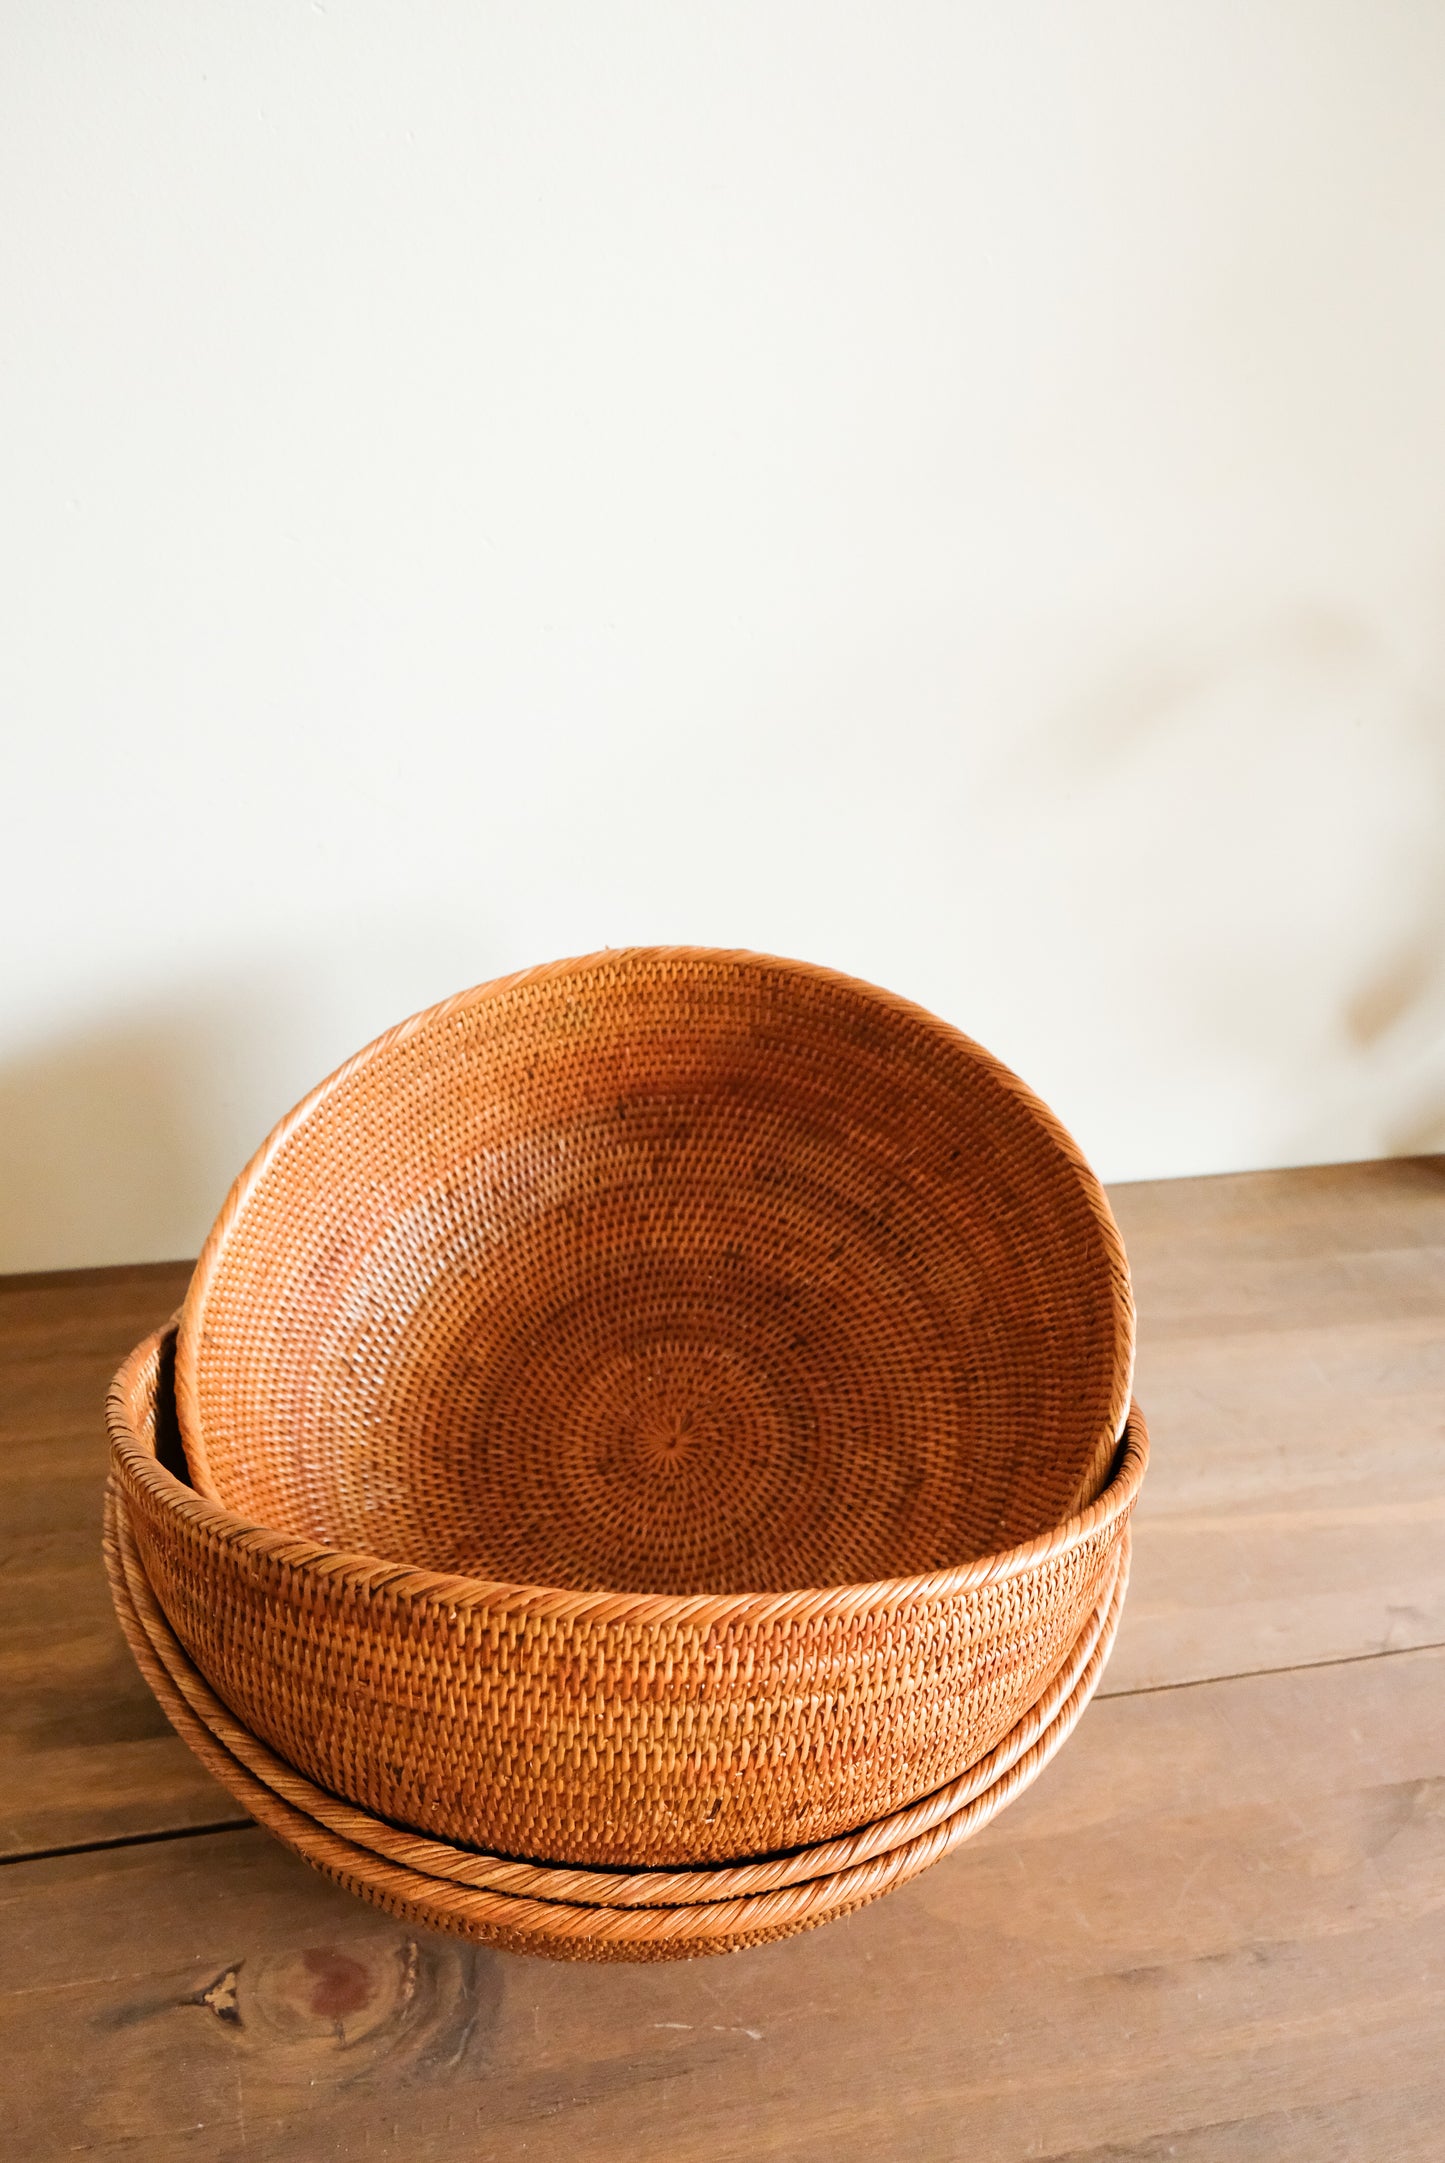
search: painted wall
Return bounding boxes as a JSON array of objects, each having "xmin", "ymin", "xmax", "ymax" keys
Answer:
[{"xmin": 4, "ymin": 1, "xmax": 1445, "ymax": 1271}]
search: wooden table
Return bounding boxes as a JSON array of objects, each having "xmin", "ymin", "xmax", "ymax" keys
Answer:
[{"xmin": 4, "ymin": 1159, "xmax": 1444, "ymax": 2160}]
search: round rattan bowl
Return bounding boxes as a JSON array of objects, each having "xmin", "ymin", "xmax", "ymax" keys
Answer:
[
  {"xmin": 111, "ymin": 1322, "xmax": 1146, "ymax": 1868},
  {"xmin": 108, "ymin": 1472, "xmax": 1126, "ymax": 1908},
  {"xmin": 177, "ymin": 952, "xmax": 1133, "ymax": 1565},
  {"xmin": 145, "ymin": 949, "xmax": 1138, "ymax": 1866},
  {"xmin": 104, "ymin": 1482, "xmax": 1129, "ymax": 1962}
]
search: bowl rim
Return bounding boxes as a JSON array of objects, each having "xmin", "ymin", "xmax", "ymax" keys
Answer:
[
  {"xmin": 115, "ymin": 1321, "xmax": 1148, "ymax": 1625},
  {"xmin": 175, "ymin": 944, "xmax": 1137, "ymax": 1525}
]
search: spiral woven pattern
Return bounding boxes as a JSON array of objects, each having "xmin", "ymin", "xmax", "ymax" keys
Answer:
[
  {"xmin": 103, "ymin": 1485, "xmax": 1126, "ymax": 1962},
  {"xmin": 176, "ymin": 950, "xmax": 1134, "ymax": 1587},
  {"xmin": 110, "ymin": 1326, "xmax": 1145, "ymax": 1866}
]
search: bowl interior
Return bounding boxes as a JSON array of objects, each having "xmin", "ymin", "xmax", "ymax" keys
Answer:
[{"xmin": 180, "ymin": 951, "xmax": 1130, "ymax": 1594}]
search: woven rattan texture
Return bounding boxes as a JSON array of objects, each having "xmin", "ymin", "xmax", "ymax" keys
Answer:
[
  {"xmin": 107, "ymin": 1475, "xmax": 1126, "ymax": 1906},
  {"xmin": 104, "ymin": 1488, "xmax": 1125, "ymax": 1962},
  {"xmin": 176, "ymin": 950, "xmax": 1134, "ymax": 1591},
  {"xmin": 110, "ymin": 1328, "xmax": 1146, "ymax": 1867}
]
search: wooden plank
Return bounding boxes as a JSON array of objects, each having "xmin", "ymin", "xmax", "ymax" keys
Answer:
[
  {"xmin": 1105, "ymin": 1155, "xmax": 1445, "ymax": 1692},
  {"xmin": 0, "ymin": 1262, "xmax": 241, "ymax": 1857},
  {"xmin": 3, "ymin": 1644, "xmax": 1442, "ymax": 2161}
]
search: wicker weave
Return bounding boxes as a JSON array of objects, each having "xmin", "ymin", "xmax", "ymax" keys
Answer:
[
  {"xmin": 177, "ymin": 952, "xmax": 1133, "ymax": 1586},
  {"xmin": 108, "ymin": 1476, "xmax": 1124, "ymax": 1906},
  {"xmin": 111, "ymin": 1325, "xmax": 1146, "ymax": 1866},
  {"xmin": 163, "ymin": 950, "xmax": 1135, "ymax": 1864},
  {"xmin": 104, "ymin": 1486, "xmax": 1126, "ymax": 1962}
]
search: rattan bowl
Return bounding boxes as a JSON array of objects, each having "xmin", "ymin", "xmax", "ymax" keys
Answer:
[
  {"xmin": 112, "ymin": 1321, "xmax": 1145, "ymax": 1868},
  {"xmin": 177, "ymin": 952, "xmax": 1133, "ymax": 1571},
  {"xmin": 104, "ymin": 1481, "xmax": 1129, "ymax": 1962},
  {"xmin": 144, "ymin": 950, "xmax": 1138, "ymax": 1866}
]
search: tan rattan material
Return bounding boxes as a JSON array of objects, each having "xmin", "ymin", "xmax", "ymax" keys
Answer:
[
  {"xmin": 103, "ymin": 1488, "xmax": 1126, "ymax": 1963},
  {"xmin": 178, "ymin": 950, "xmax": 1134, "ymax": 1581},
  {"xmin": 110, "ymin": 1326, "xmax": 1146, "ymax": 1867},
  {"xmin": 107, "ymin": 1478, "xmax": 1126, "ymax": 1906}
]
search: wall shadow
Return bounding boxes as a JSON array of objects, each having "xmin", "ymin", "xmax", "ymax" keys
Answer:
[
  {"xmin": 1005, "ymin": 599, "xmax": 1445, "ymax": 1173},
  {"xmin": 0, "ymin": 923, "xmax": 508, "ymax": 1274},
  {"xmin": 0, "ymin": 996, "xmax": 255, "ymax": 1273}
]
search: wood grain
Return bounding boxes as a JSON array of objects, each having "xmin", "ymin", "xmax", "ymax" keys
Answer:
[
  {"xmin": 3, "ymin": 1644, "xmax": 1441, "ymax": 2161},
  {"xmin": 1105, "ymin": 1155, "xmax": 1445, "ymax": 1691},
  {"xmin": 0, "ymin": 1261, "xmax": 240, "ymax": 1857}
]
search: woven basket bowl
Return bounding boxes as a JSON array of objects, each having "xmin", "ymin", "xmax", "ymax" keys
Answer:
[
  {"xmin": 108, "ymin": 1472, "xmax": 1126, "ymax": 1909},
  {"xmin": 153, "ymin": 948, "xmax": 1136, "ymax": 1866},
  {"xmin": 112, "ymin": 1321, "xmax": 1146, "ymax": 1868},
  {"xmin": 104, "ymin": 1484, "xmax": 1128, "ymax": 1962},
  {"xmin": 178, "ymin": 951, "xmax": 1134, "ymax": 1552}
]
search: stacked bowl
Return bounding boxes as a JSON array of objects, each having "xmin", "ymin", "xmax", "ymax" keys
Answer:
[{"xmin": 105, "ymin": 948, "xmax": 1146, "ymax": 1960}]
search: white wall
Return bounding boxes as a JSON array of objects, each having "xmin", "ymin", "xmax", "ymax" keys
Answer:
[{"xmin": 4, "ymin": 1, "xmax": 1445, "ymax": 1272}]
